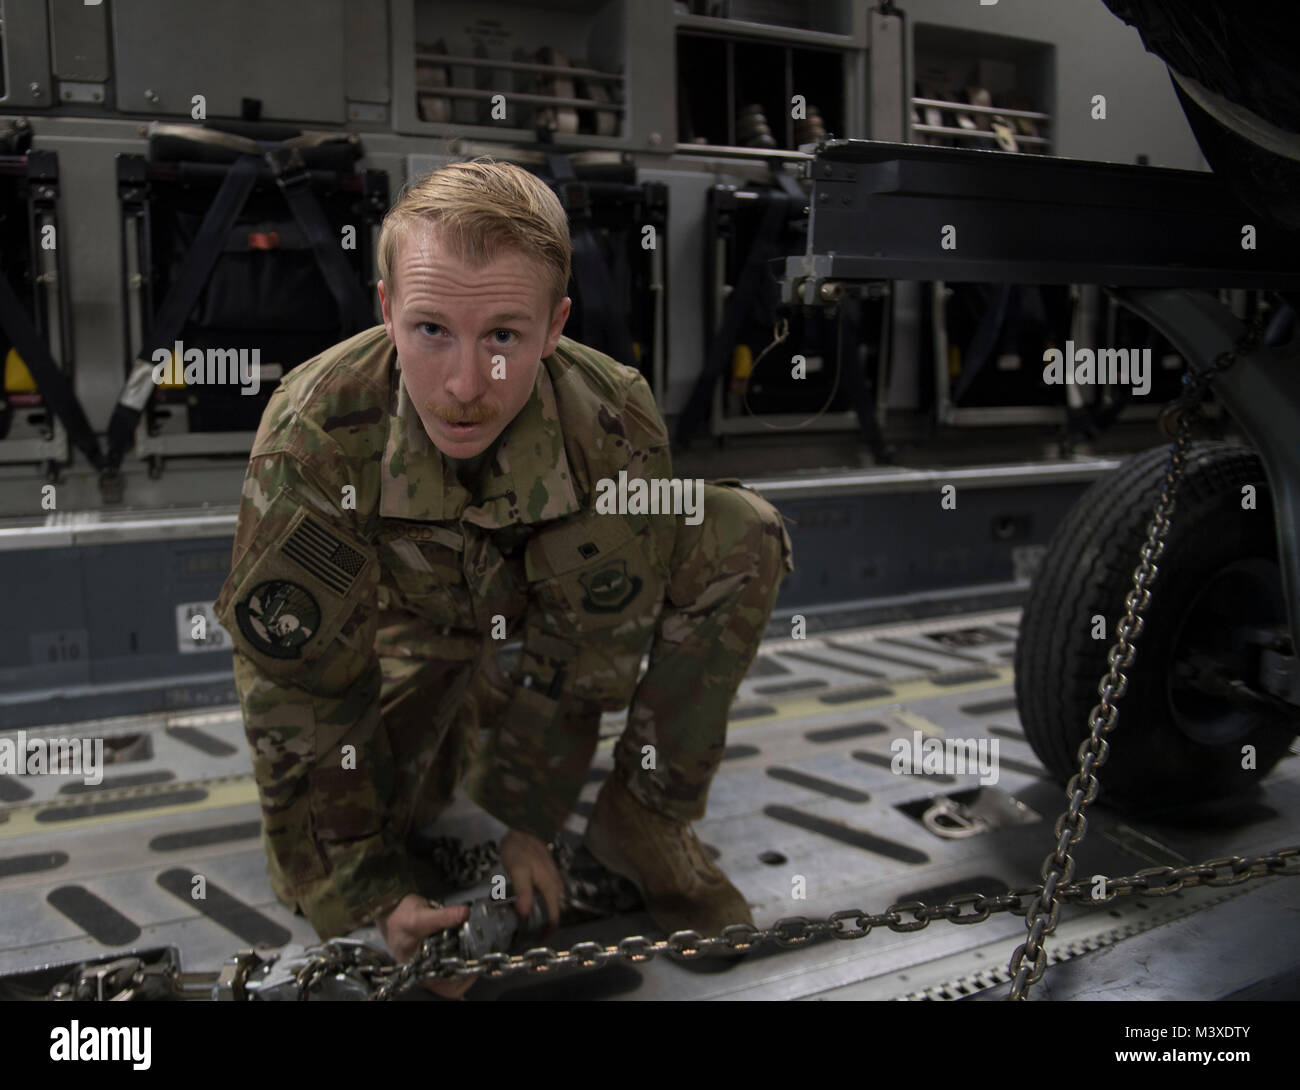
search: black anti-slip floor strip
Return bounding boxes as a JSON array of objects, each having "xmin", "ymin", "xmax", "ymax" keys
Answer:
[
  {"xmin": 780, "ymin": 648, "xmax": 889, "ymax": 677},
  {"xmin": 750, "ymin": 655, "xmax": 791, "ymax": 678},
  {"xmin": 930, "ymin": 668, "xmax": 1000, "ymax": 686},
  {"xmin": 959, "ymin": 697, "xmax": 1018, "ymax": 716},
  {"xmin": 765, "ymin": 767, "xmax": 870, "ymax": 803},
  {"xmin": 762, "ymin": 805, "xmax": 929, "ymax": 864},
  {"xmin": 59, "ymin": 770, "xmax": 175, "ymax": 795},
  {"xmin": 827, "ymin": 641, "xmax": 945, "ymax": 672},
  {"xmin": 166, "ymin": 726, "xmax": 238, "ymax": 757},
  {"xmin": 0, "ymin": 778, "xmax": 33, "ymax": 802},
  {"xmin": 729, "ymin": 704, "xmax": 777, "ymax": 720},
  {"xmin": 851, "ymin": 750, "xmax": 956, "ymax": 784},
  {"xmin": 46, "ymin": 885, "xmax": 141, "ymax": 946},
  {"xmin": 0, "ymin": 851, "xmax": 68, "ymax": 879},
  {"xmin": 156, "ymin": 867, "xmax": 292, "ymax": 947},
  {"xmin": 805, "ymin": 721, "xmax": 889, "ymax": 744},
  {"xmin": 817, "ymin": 685, "xmax": 895, "ymax": 705},
  {"xmin": 991, "ymin": 755, "xmax": 1045, "ymax": 777},
  {"xmin": 986, "ymin": 725, "xmax": 1026, "ymax": 740},
  {"xmin": 754, "ymin": 678, "xmax": 828, "ymax": 696},
  {"xmin": 149, "ymin": 820, "xmax": 262, "ymax": 852},
  {"xmin": 36, "ymin": 789, "xmax": 208, "ymax": 822}
]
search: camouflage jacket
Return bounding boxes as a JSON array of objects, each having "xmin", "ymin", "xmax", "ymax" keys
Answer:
[{"xmin": 214, "ymin": 325, "xmax": 677, "ymax": 938}]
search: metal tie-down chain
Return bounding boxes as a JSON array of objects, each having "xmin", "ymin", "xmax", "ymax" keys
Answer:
[
  {"xmin": 1006, "ymin": 315, "xmax": 1266, "ymax": 999},
  {"xmin": 43, "ymin": 320, "xmax": 1300, "ymax": 1001},
  {"xmin": 332, "ymin": 848, "xmax": 1300, "ymax": 1000},
  {"xmin": 420, "ymin": 834, "xmax": 500, "ymax": 888},
  {"xmin": 341, "ymin": 315, "xmax": 1295, "ymax": 1000}
]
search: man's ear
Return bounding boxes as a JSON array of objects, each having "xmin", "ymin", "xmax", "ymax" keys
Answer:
[
  {"xmin": 543, "ymin": 296, "xmax": 571, "ymax": 358},
  {"xmin": 378, "ymin": 280, "xmax": 395, "ymax": 343}
]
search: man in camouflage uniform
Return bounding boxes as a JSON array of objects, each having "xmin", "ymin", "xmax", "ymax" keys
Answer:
[{"xmin": 215, "ymin": 160, "xmax": 792, "ymax": 997}]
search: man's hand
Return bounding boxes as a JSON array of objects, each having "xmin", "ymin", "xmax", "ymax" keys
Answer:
[
  {"xmin": 376, "ymin": 893, "xmax": 477, "ymax": 999},
  {"xmin": 499, "ymin": 829, "xmax": 564, "ymax": 933}
]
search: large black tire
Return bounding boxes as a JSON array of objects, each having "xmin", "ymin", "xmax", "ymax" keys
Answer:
[{"xmin": 1015, "ymin": 441, "xmax": 1297, "ymax": 809}]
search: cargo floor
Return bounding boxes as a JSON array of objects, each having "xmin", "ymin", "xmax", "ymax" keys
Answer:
[{"xmin": 1, "ymin": 607, "xmax": 1296, "ymax": 1001}]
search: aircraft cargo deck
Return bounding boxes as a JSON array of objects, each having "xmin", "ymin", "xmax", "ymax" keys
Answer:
[{"xmin": 3, "ymin": 605, "xmax": 1295, "ymax": 1002}]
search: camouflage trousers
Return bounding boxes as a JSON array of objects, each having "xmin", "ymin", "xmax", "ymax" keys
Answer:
[{"xmin": 378, "ymin": 481, "xmax": 793, "ymax": 844}]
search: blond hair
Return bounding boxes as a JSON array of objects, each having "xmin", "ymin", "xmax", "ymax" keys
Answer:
[{"xmin": 377, "ymin": 158, "xmax": 572, "ymax": 311}]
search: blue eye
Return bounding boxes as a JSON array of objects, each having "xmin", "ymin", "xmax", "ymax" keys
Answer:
[
  {"xmin": 492, "ymin": 330, "xmax": 518, "ymax": 346},
  {"xmin": 418, "ymin": 323, "xmax": 444, "ymax": 337}
]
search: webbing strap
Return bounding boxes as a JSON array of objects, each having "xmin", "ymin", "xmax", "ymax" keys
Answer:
[
  {"xmin": 105, "ymin": 153, "xmax": 262, "ymax": 469},
  {"xmin": 267, "ymin": 147, "xmax": 374, "ymax": 335},
  {"xmin": 546, "ymin": 152, "xmax": 639, "ymax": 370},
  {"xmin": 0, "ymin": 271, "xmax": 105, "ymax": 468}
]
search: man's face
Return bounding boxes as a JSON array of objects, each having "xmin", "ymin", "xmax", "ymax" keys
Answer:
[{"xmin": 378, "ymin": 220, "xmax": 571, "ymax": 459}]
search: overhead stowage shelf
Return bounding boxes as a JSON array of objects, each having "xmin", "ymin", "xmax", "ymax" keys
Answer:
[{"xmin": 395, "ymin": 1, "xmax": 628, "ymax": 144}]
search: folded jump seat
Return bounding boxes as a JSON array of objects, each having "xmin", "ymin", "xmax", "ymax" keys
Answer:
[{"xmin": 109, "ymin": 120, "xmax": 388, "ymax": 473}]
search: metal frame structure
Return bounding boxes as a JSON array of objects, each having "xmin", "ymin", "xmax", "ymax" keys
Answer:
[
  {"xmin": 0, "ymin": 147, "xmax": 72, "ymax": 470},
  {"xmin": 782, "ymin": 137, "xmax": 1300, "ymax": 655}
]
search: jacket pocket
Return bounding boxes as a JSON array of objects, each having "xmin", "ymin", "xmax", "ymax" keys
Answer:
[
  {"xmin": 375, "ymin": 526, "xmax": 469, "ymax": 626},
  {"xmin": 524, "ymin": 512, "xmax": 663, "ymax": 634}
]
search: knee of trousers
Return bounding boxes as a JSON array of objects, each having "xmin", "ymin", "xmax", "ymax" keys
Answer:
[{"xmin": 692, "ymin": 483, "xmax": 793, "ymax": 588}]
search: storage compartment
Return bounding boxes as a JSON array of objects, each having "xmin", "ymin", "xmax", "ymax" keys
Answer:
[
  {"xmin": 911, "ymin": 23, "xmax": 1053, "ymax": 154},
  {"xmin": 401, "ymin": 0, "xmax": 627, "ymax": 141},
  {"xmin": 677, "ymin": 31, "xmax": 846, "ymax": 149},
  {"xmin": 111, "ymin": 0, "xmax": 348, "ymax": 123}
]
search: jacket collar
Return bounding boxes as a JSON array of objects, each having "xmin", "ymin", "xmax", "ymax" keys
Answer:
[{"xmin": 379, "ymin": 351, "xmax": 582, "ymax": 528}]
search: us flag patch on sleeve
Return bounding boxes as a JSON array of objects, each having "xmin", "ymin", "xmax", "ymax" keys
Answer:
[
  {"xmin": 218, "ymin": 496, "xmax": 375, "ymax": 674},
  {"xmin": 283, "ymin": 516, "xmax": 367, "ymax": 595}
]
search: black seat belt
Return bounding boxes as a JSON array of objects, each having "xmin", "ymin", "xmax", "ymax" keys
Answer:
[
  {"xmin": 265, "ymin": 147, "xmax": 374, "ymax": 334},
  {"xmin": 545, "ymin": 153, "xmax": 639, "ymax": 370},
  {"xmin": 103, "ymin": 153, "xmax": 262, "ymax": 474},
  {"xmin": 104, "ymin": 146, "xmax": 376, "ymax": 479},
  {"xmin": 0, "ymin": 272, "xmax": 106, "ymax": 468}
]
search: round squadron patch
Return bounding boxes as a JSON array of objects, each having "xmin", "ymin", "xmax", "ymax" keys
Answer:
[
  {"xmin": 579, "ymin": 560, "xmax": 642, "ymax": 613},
  {"xmin": 235, "ymin": 580, "xmax": 320, "ymax": 659}
]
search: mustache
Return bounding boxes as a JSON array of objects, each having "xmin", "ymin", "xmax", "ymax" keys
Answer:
[{"xmin": 426, "ymin": 400, "xmax": 499, "ymax": 424}]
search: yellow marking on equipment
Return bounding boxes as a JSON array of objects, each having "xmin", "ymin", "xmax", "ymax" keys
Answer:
[
  {"xmin": 0, "ymin": 779, "xmax": 259, "ymax": 841},
  {"xmin": 731, "ymin": 343, "xmax": 754, "ymax": 380},
  {"xmin": 5, "ymin": 347, "xmax": 37, "ymax": 393}
]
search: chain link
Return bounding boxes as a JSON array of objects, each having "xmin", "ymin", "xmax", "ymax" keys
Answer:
[
  {"xmin": 1006, "ymin": 317, "xmax": 1268, "ymax": 1000},
  {"xmin": 43, "ymin": 843, "xmax": 1298, "ymax": 999},
  {"xmin": 47, "ymin": 318, "xmax": 1299, "ymax": 1002},
  {"xmin": 310, "ymin": 846, "xmax": 1293, "ymax": 996},
  {"xmin": 340, "ymin": 324, "xmax": 1292, "ymax": 1000},
  {"xmin": 418, "ymin": 835, "xmax": 501, "ymax": 888}
]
